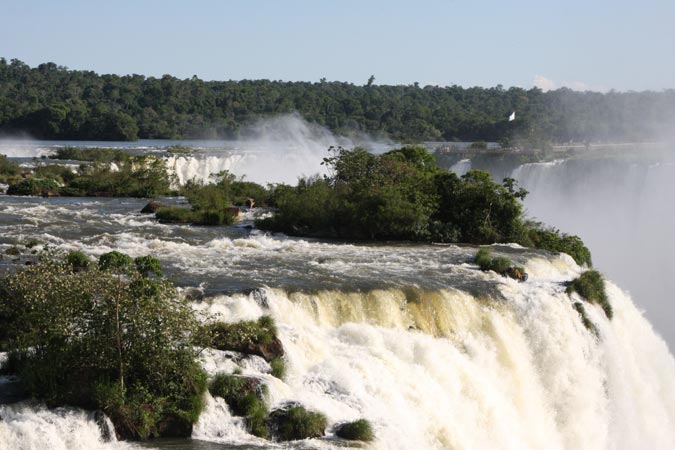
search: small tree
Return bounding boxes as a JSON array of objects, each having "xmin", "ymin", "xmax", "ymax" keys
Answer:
[{"xmin": 0, "ymin": 251, "xmax": 206, "ymax": 439}]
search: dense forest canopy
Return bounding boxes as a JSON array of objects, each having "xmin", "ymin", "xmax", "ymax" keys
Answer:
[{"xmin": 1, "ymin": 58, "xmax": 674, "ymax": 142}]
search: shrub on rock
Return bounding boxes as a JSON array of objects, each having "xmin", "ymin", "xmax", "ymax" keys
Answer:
[
  {"xmin": 269, "ymin": 404, "xmax": 327, "ymax": 441},
  {"xmin": 567, "ymin": 270, "xmax": 612, "ymax": 319},
  {"xmin": 334, "ymin": 419, "xmax": 375, "ymax": 442},
  {"xmin": 207, "ymin": 316, "xmax": 284, "ymax": 362}
]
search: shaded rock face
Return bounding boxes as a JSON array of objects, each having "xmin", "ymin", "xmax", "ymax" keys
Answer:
[
  {"xmin": 140, "ymin": 201, "xmax": 163, "ymax": 214},
  {"xmin": 93, "ymin": 410, "xmax": 114, "ymax": 442},
  {"xmin": 155, "ymin": 414, "xmax": 193, "ymax": 438}
]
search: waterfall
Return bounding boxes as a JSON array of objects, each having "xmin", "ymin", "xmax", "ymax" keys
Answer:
[
  {"xmin": 511, "ymin": 156, "xmax": 675, "ymax": 350},
  {"xmin": 191, "ymin": 254, "xmax": 675, "ymax": 450},
  {"xmin": 0, "ymin": 402, "xmax": 135, "ymax": 450}
]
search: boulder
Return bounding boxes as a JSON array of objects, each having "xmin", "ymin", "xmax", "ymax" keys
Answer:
[
  {"xmin": 505, "ymin": 267, "xmax": 528, "ymax": 282},
  {"xmin": 140, "ymin": 201, "xmax": 163, "ymax": 214},
  {"xmin": 93, "ymin": 410, "xmax": 114, "ymax": 442}
]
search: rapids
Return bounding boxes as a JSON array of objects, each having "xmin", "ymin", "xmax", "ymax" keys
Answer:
[{"xmin": 1, "ymin": 136, "xmax": 674, "ymax": 449}]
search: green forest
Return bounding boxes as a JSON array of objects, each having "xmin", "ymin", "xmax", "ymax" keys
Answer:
[{"xmin": 1, "ymin": 57, "xmax": 674, "ymax": 142}]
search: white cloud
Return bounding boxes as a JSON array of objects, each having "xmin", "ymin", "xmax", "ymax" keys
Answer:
[
  {"xmin": 564, "ymin": 80, "xmax": 591, "ymax": 91},
  {"xmin": 533, "ymin": 75, "xmax": 606, "ymax": 92},
  {"xmin": 533, "ymin": 74, "xmax": 556, "ymax": 92}
]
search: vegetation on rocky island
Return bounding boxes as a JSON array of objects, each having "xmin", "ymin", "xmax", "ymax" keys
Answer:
[
  {"xmin": 155, "ymin": 172, "xmax": 269, "ymax": 226},
  {"xmin": 268, "ymin": 404, "xmax": 328, "ymax": 441},
  {"xmin": 567, "ymin": 270, "xmax": 612, "ymax": 319},
  {"xmin": 0, "ymin": 250, "xmax": 207, "ymax": 440},
  {"xmin": 209, "ymin": 374, "xmax": 269, "ymax": 438},
  {"xmin": 4, "ymin": 155, "xmax": 174, "ymax": 198},
  {"xmin": 205, "ymin": 316, "xmax": 284, "ymax": 363},
  {"xmin": 0, "ymin": 154, "xmax": 22, "ymax": 184},
  {"xmin": 521, "ymin": 224, "xmax": 593, "ymax": 266},
  {"xmin": 474, "ymin": 249, "xmax": 527, "ymax": 281},
  {"xmin": 51, "ymin": 146, "xmax": 130, "ymax": 163},
  {"xmin": 257, "ymin": 145, "xmax": 592, "ymax": 265}
]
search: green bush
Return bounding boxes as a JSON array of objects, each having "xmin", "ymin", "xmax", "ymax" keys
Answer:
[
  {"xmin": 270, "ymin": 357, "xmax": 286, "ymax": 379},
  {"xmin": 206, "ymin": 316, "xmax": 283, "ymax": 362},
  {"xmin": 156, "ymin": 206, "xmax": 196, "ymax": 224},
  {"xmin": 567, "ymin": 270, "xmax": 612, "ymax": 319},
  {"xmin": 66, "ymin": 250, "xmax": 90, "ymax": 272},
  {"xmin": 7, "ymin": 178, "xmax": 59, "ymax": 196},
  {"xmin": 522, "ymin": 224, "xmax": 592, "ymax": 266},
  {"xmin": 66, "ymin": 157, "xmax": 173, "ymax": 197},
  {"xmin": 209, "ymin": 374, "xmax": 269, "ymax": 438},
  {"xmin": 334, "ymin": 419, "xmax": 375, "ymax": 442},
  {"xmin": 134, "ymin": 255, "xmax": 163, "ymax": 277},
  {"xmin": 33, "ymin": 164, "xmax": 76, "ymax": 185},
  {"xmin": 98, "ymin": 251, "xmax": 133, "ymax": 271},
  {"xmin": 165, "ymin": 145, "xmax": 192, "ymax": 155},
  {"xmin": 474, "ymin": 249, "xmax": 527, "ymax": 281},
  {"xmin": 230, "ymin": 181, "xmax": 271, "ymax": 206},
  {"xmin": 269, "ymin": 405, "xmax": 327, "ymax": 441},
  {"xmin": 0, "ymin": 252, "xmax": 207, "ymax": 439},
  {"xmin": 155, "ymin": 206, "xmax": 236, "ymax": 226},
  {"xmin": 0, "ymin": 154, "xmax": 21, "ymax": 184},
  {"xmin": 257, "ymin": 147, "xmax": 528, "ymax": 243}
]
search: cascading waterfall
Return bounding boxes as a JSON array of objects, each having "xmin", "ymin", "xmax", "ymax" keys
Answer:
[
  {"xmin": 1, "ymin": 248, "xmax": 674, "ymax": 449},
  {"xmin": 449, "ymin": 158, "xmax": 472, "ymax": 176},
  {"xmin": 510, "ymin": 156, "xmax": 675, "ymax": 350},
  {"xmin": 0, "ymin": 402, "xmax": 134, "ymax": 450},
  {"xmin": 166, "ymin": 154, "xmax": 245, "ymax": 186},
  {"xmin": 188, "ymin": 255, "xmax": 675, "ymax": 450}
]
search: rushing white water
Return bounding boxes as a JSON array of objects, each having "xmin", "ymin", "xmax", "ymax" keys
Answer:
[
  {"xmin": 187, "ymin": 254, "xmax": 675, "ymax": 450},
  {"xmin": 1, "ymin": 229, "xmax": 674, "ymax": 449},
  {"xmin": 0, "ymin": 403, "xmax": 134, "ymax": 450},
  {"xmin": 449, "ymin": 158, "xmax": 472, "ymax": 176},
  {"xmin": 511, "ymin": 155, "xmax": 675, "ymax": 350}
]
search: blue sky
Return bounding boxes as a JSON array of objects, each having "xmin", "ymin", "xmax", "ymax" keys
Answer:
[{"xmin": 2, "ymin": 0, "xmax": 674, "ymax": 91}]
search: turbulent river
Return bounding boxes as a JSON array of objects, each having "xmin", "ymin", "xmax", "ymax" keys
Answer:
[{"xmin": 0, "ymin": 135, "xmax": 674, "ymax": 450}]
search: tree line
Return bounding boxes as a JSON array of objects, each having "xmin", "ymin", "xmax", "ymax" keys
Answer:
[{"xmin": 1, "ymin": 57, "xmax": 674, "ymax": 142}]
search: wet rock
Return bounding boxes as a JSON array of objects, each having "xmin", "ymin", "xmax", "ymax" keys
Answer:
[
  {"xmin": 505, "ymin": 267, "xmax": 528, "ymax": 282},
  {"xmin": 93, "ymin": 410, "xmax": 114, "ymax": 442},
  {"xmin": 140, "ymin": 201, "xmax": 163, "ymax": 214},
  {"xmin": 41, "ymin": 190, "xmax": 60, "ymax": 198},
  {"xmin": 4, "ymin": 247, "xmax": 20, "ymax": 256},
  {"xmin": 243, "ymin": 287, "xmax": 269, "ymax": 308}
]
